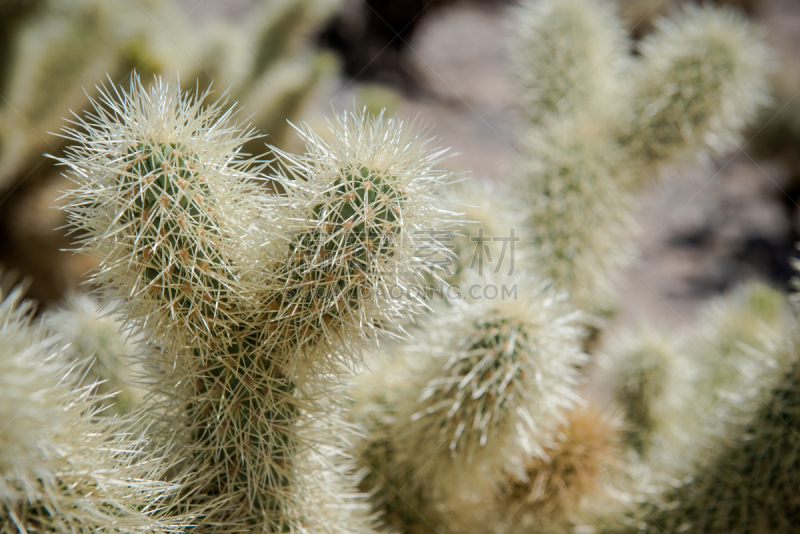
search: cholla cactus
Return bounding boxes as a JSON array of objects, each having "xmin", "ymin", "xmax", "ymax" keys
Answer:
[
  {"xmin": 262, "ymin": 108, "xmax": 454, "ymax": 361},
  {"xmin": 602, "ymin": 336, "xmax": 800, "ymax": 533},
  {"xmin": 511, "ymin": 1, "xmax": 770, "ymax": 310},
  {"xmin": 441, "ymin": 180, "xmax": 530, "ymax": 289},
  {"xmin": 620, "ymin": 4, "xmax": 771, "ymax": 187},
  {"xmin": 606, "ymin": 325, "xmax": 693, "ymax": 456},
  {"xmin": 354, "ymin": 274, "xmax": 586, "ymax": 533},
  {"xmin": 57, "ymin": 76, "xmax": 263, "ymax": 348},
  {"xmin": 516, "ymin": 115, "xmax": 634, "ymax": 309},
  {"xmin": 42, "ymin": 294, "xmax": 147, "ymax": 413},
  {"xmin": 0, "ymin": 1, "xmax": 779, "ymax": 531},
  {"xmin": 0, "ymin": 0, "xmax": 115, "ymax": 188},
  {"xmin": 693, "ymin": 281, "xmax": 787, "ymax": 394},
  {"xmin": 497, "ymin": 403, "xmax": 628, "ymax": 534},
  {"xmin": 0, "ymin": 279, "xmax": 179, "ymax": 532},
  {"xmin": 595, "ymin": 281, "xmax": 797, "ymax": 533},
  {"xmin": 56, "ymin": 74, "xmax": 453, "ymax": 531},
  {"xmin": 509, "ymin": 0, "xmax": 627, "ymax": 124}
]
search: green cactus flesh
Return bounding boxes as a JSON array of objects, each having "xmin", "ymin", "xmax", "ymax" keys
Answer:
[
  {"xmin": 267, "ymin": 166, "xmax": 406, "ymax": 349},
  {"xmin": 119, "ymin": 141, "xmax": 235, "ymax": 325},
  {"xmin": 117, "ymin": 141, "xmax": 302, "ymax": 527}
]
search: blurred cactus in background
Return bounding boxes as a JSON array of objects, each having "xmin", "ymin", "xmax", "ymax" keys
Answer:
[
  {"xmin": 516, "ymin": 114, "xmax": 635, "ymax": 311},
  {"xmin": 606, "ymin": 324, "xmax": 691, "ymax": 456},
  {"xmin": 0, "ymin": 278, "xmax": 180, "ymax": 532},
  {"xmin": 509, "ymin": 0, "xmax": 627, "ymax": 125},
  {"xmin": 600, "ymin": 302, "xmax": 800, "ymax": 533},
  {"xmin": 510, "ymin": 0, "xmax": 770, "ymax": 313},
  {"xmin": 0, "ymin": 0, "xmax": 795, "ymax": 533},
  {"xmin": 606, "ymin": 282, "xmax": 791, "ymax": 467},
  {"xmin": 42, "ymin": 294, "xmax": 148, "ymax": 413},
  {"xmin": 0, "ymin": 0, "xmax": 339, "ymax": 191},
  {"xmin": 619, "ymin": 4, "xmax": 771, "ymax": 188}
]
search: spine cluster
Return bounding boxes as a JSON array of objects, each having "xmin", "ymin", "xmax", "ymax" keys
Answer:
[{"xmin": 55, "ymin": 75, "xmax": 453, "ymax": 531}]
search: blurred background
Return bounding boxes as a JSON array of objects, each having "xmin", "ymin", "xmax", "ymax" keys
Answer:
[{"xmin": 0, "ymin": 0, "xmax": 799, "ymax": 335}]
